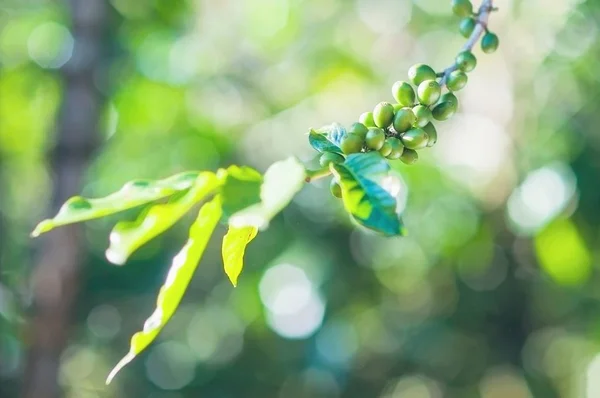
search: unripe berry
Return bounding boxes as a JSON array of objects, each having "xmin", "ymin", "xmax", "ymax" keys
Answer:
[
  {"xmin": 481, "ymin": 32, "xmax": 499, "ymax": 54},
  {"xmin": 319, "ymin": 152, "xmax": 345, "ymax": 167},
  {"xmin": 340, "ymin": 133, "xmax": 364, "ymax": 154},
  {"xmin": 348, "ymin": 122, "xmax": 369, "ymax": 139},
  {"xmin": 455, "ymin": 51, "xmax": 477, "ymax": 72},
  {"xmin": 408, "ymin": 64, "xmax": 436, "ymax": 86},
  {"xmin": 401, "ymin": 128, "xmax": 429, "ymax": 150},
  {"xmin": 359, "ymin": 112, "xmax": 376, "ymax": 128},
  {"xmin": 365, "ymin": 128, "xmax": 386, "ymax": 151},
  {"xmin": 393, "ymin": 103, "xmax": 403, "ymax": 112},
  {"xmin": 459, "ymin": 17, "xmax": 476, "ymax": 38},
  {"xmin": 393, "ymin": 107, "xmax": 416, "ymax": 133},
  {"xmin": 330, "ymin": 179, "xmax": 342, "ymax": 198},
  {"xmin": 446, "ymin": 70, "xmax": 468, "ymax": 91},
  {"xmin": 452, "ymin": 0, "xmax": 473, "ymax": 17},
  {"xmin": 373, "ymin": 102, "xmax": 395, "ymax": 128},
  {"xmin": 417, "ymin": 80, "xmax": 441, "ymax": 106},
  {"xmin": 378, "ymin": 140, "xmax": 393, "ymax": 157},
  {"xmin": 432, "ymin": 101, "xmax": 456, "ymax": 121},
  {"xmin": 412, "ymin": 105, "xmax": 432, "ymax": 128},
  {"xmin": 392, "ymin": 81, "xmax": 416, "ymax": 106},
  {"xmin": 423, "ymin": 122, "xmax": 438, "ymax": 147},
  {"xmin": 439, "ymin": 92, "xmax": 458, "ymax": 108},
  {"xmin": 385, "ymin": 137, "xmax": 404, "ymax": 160},
  {"xmin": 400, "ymin": 148, "xmax": 419, "ymax": 165}
]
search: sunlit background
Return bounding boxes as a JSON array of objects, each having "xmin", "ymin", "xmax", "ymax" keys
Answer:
[{"xmin": 1, "ymin": 0, "xmax": 600, "ymax": 397}]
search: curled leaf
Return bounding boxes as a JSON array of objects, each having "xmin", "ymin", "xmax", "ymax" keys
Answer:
[
  {"xmin": 229, "ymin": 157, "xmax": 306, "ymax": 230},
  {"xmin": 106, "ymin": 196, "xmax": 222, "ymax": 385},
  {"xmin": 31, "ymin": 171, "xmax": 201, "ymax": 237},
  {"xmin": 308, "ymin": 123, "xmax": 347, "ymax": 155},
  {"xmin": 105, "ymin": 172, "xmax": 220, "ymax": 265},
  {"xmin": 330, "ymin": 152, "xmax": 405, "ymax": 236},
  {"xmin": 222, "ymin": 226, "xmax": 258, "ymax": 286}
]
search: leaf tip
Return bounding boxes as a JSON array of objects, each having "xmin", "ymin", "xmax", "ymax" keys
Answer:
[
  {"xmin": 105, "ymin": 248, "xmax": 127, "ymax": 266},
  {"xmin": 31, "ymin": 220, "xmax": 53, "ymax": 237},
  {"xmin": 106, "ymin": 353, "xmax": 135, "ymax": 385}
]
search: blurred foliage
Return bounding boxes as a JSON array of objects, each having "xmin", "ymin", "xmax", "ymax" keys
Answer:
[{"xmin": 2, "ymin": 0, "xmax": 600, "ymax": 397}]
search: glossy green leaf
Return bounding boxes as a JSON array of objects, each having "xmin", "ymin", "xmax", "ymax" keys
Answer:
[
  {"xmin": 229, "ymin": 157, "xmax": 306, "ymax": 230},
  {"xmin": 31, "ymin": 171, "xmax": 202, "ymax": 237},
  {"xmin": 218, "ymin": 165, "xmax": 263, "ymax": 220},
  {"xmin": 308, "ymin": 123, "xmax": 347, "ymax": 155},
  {"xmin": 105, "ymin": 196, "xmax": 222, "ymax": 385},
  {"xmin": 222, "ymin": 226, "xmax": 258, "ymax": 286},
  {"xmin": 105, "ymin": 172, "xmax": 220, "ymax": 265},
  {"xmin": 330, "ymin": 152, "xmax": 405, "ymax": 236}
]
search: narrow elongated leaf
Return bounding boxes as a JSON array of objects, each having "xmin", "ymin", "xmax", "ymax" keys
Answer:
[
  {"xmin": 331, "ymin": 152, "xmax": 405, "ymax": 236},
  {"xmin": 218, "ymin": 165, "xmax": 263, "ymax": 220},
  {"xmin": 105, "ymin": 196, "xmax": 222, "ymax": 385},
  {"xmin": 222, "ymin": 226, "xmax": 258, "ymax": 286},
  {"xmin": 308, "ymin": 123, "xmax": 347, "ymax": 155},
  {"xmin": 105, "ymin": 172, "xmax": 220, "ymax": 265},
  {"xmin": 229, "ymin": 157, "xmax": 306, "ymax": 230},
  {"xmin": 31, "ymin": 171, "xmax": 201, "ymax": 237}
]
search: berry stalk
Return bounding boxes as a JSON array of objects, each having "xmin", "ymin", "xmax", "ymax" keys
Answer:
[{"xmin": 440, "ymin": 0, "xmax": 495, "ymax": 87}]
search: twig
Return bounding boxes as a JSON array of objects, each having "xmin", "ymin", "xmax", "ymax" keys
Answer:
[{"xmin": 440, "ymin": 0, "xmax": 495, "ymax": 87}]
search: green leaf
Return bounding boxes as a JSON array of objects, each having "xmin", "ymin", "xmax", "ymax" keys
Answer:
[
  {"xmin": 31, "ymin": 171, "xmax": 202, "ymax": 237},
  {"xmin": 229, "ymin": 157, "xmax": 306, "ymax": 229},
  {"xmin": 330, "ymin": 152, "xmax": 405, "ymax": 236},
  {"xmin": 105, "ymin": 196, "xmax": 222, "ymax": 385},
  {"xmin": 218, "ymin": 165, "xmax": 263, "ymax": 220},
  {"xmin": 308, "ymin": 123, "xmax": 347, "ymax": 155},
  {"xmin": 222, "ymin": 226, "xmax": 258, "ymax": 286},
  {"xmin": 105, "ymin": 172, "xmax": 220, "ymax": 265}
]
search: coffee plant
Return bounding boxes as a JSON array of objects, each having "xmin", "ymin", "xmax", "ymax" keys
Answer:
[{"xmin": 31, "ymin": 0, "xmax": 498, "ymax": 384}]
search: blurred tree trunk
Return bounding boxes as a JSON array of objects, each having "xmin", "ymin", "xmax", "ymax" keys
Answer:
[{"xmin": 22, "ymin": 1, "xmax": 107, "ymax": 397}]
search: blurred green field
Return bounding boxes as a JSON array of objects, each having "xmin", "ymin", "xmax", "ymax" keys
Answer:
[{"xmin": 1, "ymin": 0, "xmax": 600, "ymax": 397}]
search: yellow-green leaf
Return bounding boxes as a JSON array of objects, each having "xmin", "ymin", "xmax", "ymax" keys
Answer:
[
  {"xmin": 105, "ymin": 196, "xmax": 222, "ymax": 385},
  {"xmin": 222, "ymin": 226, "xmax": 258, "ymax": 286},
  {"xmin": 105, "ymin": 172, "xmax": 220, "ymax": 265},
  {"xmin": 31, "ymin": 171, "xmax": 201, "ymax": 237},
  {"xmin": 228, "ymin": 157, "xmax": 306, "ymax": 229}
]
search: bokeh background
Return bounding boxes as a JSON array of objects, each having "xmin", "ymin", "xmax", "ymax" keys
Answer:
[{"xmin": 1, "ymin": 0, "xmax": 599, "ymax": 397}]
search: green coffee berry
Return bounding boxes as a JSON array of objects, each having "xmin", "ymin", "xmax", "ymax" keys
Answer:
[
  {"xmin": 348, "ymin": 122, "xmax": 369, "ymax": 138},
  {"xmin": 408, "ymin": 64, "xmax": 436, "ymax": 86},
  {"xmin": 412, "ymin": 105, "xmax": 432, "ymax": 128},
  {"xmin": 446, "ymin": 70, "xmax": 468, "ymax": 91},
  {"xmin": 417, "ymin": 80, "xmax": 441, "ymax": 106},
  {"xmin": 379, "ymin": 141, "xmax": 393, "ymax": 157},
  {"xmin": 459, "ymin": 17, "xmax": 476, "ymax": 38},
  {"xmin": 373, "ymin": 102, "xmax": 395, "ymax": 128},
  {"xmin": 330, "ymin": 179, "xmax": 342, "ymax": 198},
  {"xmin": 393, "ymin": 107, "xmax": 416, "ymax": 133},
  {"xmin": 365, "ymin": 128, "xmax": 386, "ymax": 151},
  {"xmin": 452, "ymin": 0, "xmax": 473, "ymax": 17},
  {"xmin": 455, "ymin": 51, "xmax": 477, "ymax": 72},
  {"xmin": 481, "ymin": 32, "xmax": 499, "ymax": 54},
  {"xmin": 359, "ymin": 112, "xmax": 376, "ymax": 128},
  {"xmin": 401, "ymin": 128, "xmax": 429, "ymax": 150},
  {"xmin": 319, "ymin": 152, "xmax": 345, "ymax": 167},
  {"xmin": 393, "ymin": 103, "xmax": 403, "ymax": 112},
  {"xmin": 400, "ymin": 148, "xmax": 419, "ymax": 165},
  {"xmin": 340, "ymin": 133, "xmax": 364, "ymax": 154},
  {"xmin": 432, "ymin": 101, "xmax": 457, "ymax": 121},
  {"xmin": 439, "ymin": 92, "xmax": 458, "ymax": 108},
  {"xmin": 423, "ymin": 122, "xmax": 438, "ymax": 147},
  {"xmin": 385, "ymin": 137, "xmax": 404, "ymax": 160},
  {"xmin": 392, "ymin": 81, "xmax": 416, "ymax": 106}
]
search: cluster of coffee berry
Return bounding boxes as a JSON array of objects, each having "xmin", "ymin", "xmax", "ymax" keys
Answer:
[{"xmin": 321, "ymin": 0, "xmax": 498, "ymax": 198}]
